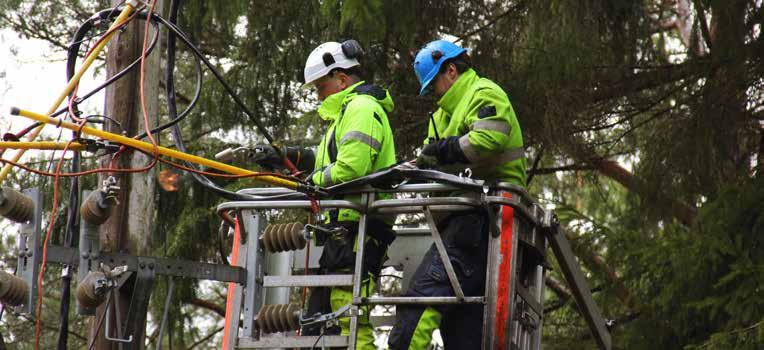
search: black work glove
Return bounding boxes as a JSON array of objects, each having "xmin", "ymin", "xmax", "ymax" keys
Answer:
[
  {"xmin": 416, "ymin": 143, "xmax": 439, "ymax": 169},
  {"xmin": 251, "ymin": 145, "xmax": 282, "ymax": 170},
  {"xmin": 416, "ymin": 136, "xmax": 469, "ymax": 168},
  {"xmin": 252, "ymin": 145, "xmax": 315, "ymax": 173}
]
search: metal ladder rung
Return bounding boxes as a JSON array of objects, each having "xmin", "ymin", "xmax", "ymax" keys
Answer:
[
  {"xmin": 237, "ymin": 335, "xmax": 349, "ymax": 348},
  {"xmin": 263, "ymin": 274, "xmax": 354, "ymax": 287}
]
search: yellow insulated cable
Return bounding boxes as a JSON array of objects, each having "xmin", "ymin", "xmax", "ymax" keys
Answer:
[
  {"xmin": 11, "ymin": 108, "xmax": 301, "ymax": 190},
  {"xmin": 0, "ymin": 3, "xmax": 137, "ymax": 184},
  {"xmin": 0, "ymin": 141, "xmax": 86, "ymax": 151}
]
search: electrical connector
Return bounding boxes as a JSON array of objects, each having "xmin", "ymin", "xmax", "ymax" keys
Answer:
[{"xmin": 80, "ymin": 177, "xmax": 120, "ymax": 225}]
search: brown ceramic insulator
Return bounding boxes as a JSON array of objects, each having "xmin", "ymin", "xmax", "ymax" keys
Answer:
[
  {"xmin": 0, "ymin": 187, "xmax": 34, "ymax": 223},
  {"xmin": 255, "ymin": 303, "xmax": 301, "ymax": 334},
  {"xmin": 0, "ymin": 270, "xmax": 28, "ymax": 306},
  {"xmin": 76, "ymin": 271, "xmax": 108, "ymax": 308},
  {"xmin": 80, "ymin": 191, "xmax": 112, "ymax": 225},
  {"xmin": 259, "ymin": 222, "xmax": 306, "ymax": 252},
  {"xmin": 0, "ymin": 269, "xmax": 29, "ymax": 306}
]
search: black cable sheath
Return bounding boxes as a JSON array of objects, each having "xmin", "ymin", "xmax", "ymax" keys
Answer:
[
  {"xmin": 165, "ymin": 0, "xmax": 263, "ymax": 200},
  {"xmin": 58, "ymin": 7, "xmax": 276, "ymax": 149},
  {"xmin": 59, "ymin": 6, "xmax": 310, "ymax": 205},
  {"xmin": 155, "ymin": 278, "xmax": 175, "ymax": 350},
  {"xmin": 51, "ymin": 9, "xmax": 162, "ymax": 122},
  {"xmin": 55, "ymin": 11, "xmax": 98, "ymax": 347}
]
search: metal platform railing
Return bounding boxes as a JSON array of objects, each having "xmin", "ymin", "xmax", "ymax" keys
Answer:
[{"xmin": 217, "ymin": 177, "xmax": 611, "ymax": 350}]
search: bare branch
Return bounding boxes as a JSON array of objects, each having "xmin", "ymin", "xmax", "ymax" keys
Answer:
[{"xmin": 188, "ymin": 298, "xmax": 226, "ymax": 318}]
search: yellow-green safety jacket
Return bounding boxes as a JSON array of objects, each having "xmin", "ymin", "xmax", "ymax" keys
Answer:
[
  {"xmin": 425, "ymin": 68, "xmax": 526, "ymax": 186},
  {"xmin": 312, "ymin": 81, "xmax": 397, "ymax": 222}
]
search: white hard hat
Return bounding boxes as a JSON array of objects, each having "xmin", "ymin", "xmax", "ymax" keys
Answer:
[{"xmin": 302, "ymin": 41, "xmax": 362, "ymax": 88}]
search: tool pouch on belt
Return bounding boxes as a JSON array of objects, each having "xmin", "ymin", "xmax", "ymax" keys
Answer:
[
  {"xmin": 319, "ymin": 221, "xmax": 357, "ymax": 273},
  {"xmin": 318, "ymin": 216, "xmax": 396, "ymax": 278}
]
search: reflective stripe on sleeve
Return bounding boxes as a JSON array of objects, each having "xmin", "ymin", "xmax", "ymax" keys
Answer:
[
  {"xmin": 458, "ymin": 134, "xmax": 481, "ymax": 163},
  {"xmin": 339, "ymin": 131, "xmax": 382, "ymax": 152},
  {"xmin": 323, "ymin": 164, "xmax": 334, "ymax": 186},
  {"xmin": 459, "ymin": 134, "xmax": 525, "ymax": 165},
  {"xmin": 470, "ymin": 120, "xmax": 511, "ymax": 134}
]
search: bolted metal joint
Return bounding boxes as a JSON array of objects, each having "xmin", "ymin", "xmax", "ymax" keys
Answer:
[{"xmin": 76, "ymin": 265, "xmax": 127, "ymax": 308}]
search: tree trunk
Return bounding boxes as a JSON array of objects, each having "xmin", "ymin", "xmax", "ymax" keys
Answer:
[{"xmin": 89, "ymin": 1, "xmax": 163, "ymax": 348}]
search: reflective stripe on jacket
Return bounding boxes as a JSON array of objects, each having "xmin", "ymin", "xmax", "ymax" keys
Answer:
[{"xmin": 313, "ymin": 81, "xmax": 397, "ymax": 221}]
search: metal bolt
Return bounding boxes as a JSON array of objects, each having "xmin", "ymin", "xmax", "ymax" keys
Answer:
[
  {"xmin": 139, "ymin": 263, "xmax": 145, "ymax": 269},
  {"xmin": 148, "ymin": 263, "xmax": 154, "ymax": 270},
  {"xmin": 82, "ymin": 252, "xmax": 90, "ymax": 259},
  {"xmin": 26, "ymin": 251, "xmax": 33, "ymax": 257}
]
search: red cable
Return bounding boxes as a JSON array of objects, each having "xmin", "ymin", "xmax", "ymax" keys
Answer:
[
  {"xmin": 32, "ymin": 7, "xmax": 147, "ymax": 347},
  {"xmin": 34, "ymin": 123, "xmax": 84, "ymax": 350}
]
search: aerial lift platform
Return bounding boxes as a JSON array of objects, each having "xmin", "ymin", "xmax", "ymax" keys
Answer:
[
  {"xmin": 4, "ymin": 166, "xmax": 611, "ymax": 349},
  {"xmin": 216, "ymin": 166, "xmax": 612, "ymax": 350}
]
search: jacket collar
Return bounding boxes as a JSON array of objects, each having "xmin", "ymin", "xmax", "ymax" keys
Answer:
[
  {"xmin": 317, "ymin": 81, "xmax": 366, "ymax": 121},
  {"xmin": 437, "ymin": 68, "xmax": 477, "ymax": 115}
]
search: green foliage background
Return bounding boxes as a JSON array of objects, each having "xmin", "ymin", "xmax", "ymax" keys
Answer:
[{"xmin": 0, "ymin": 0, "xmax": 762, "ymax": 349}]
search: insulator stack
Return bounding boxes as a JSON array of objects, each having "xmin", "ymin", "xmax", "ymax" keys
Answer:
[
  {"xmin": 255, "ymin": 303, "xmax": 301, "ymax": 334},
  {"xmin": 80, "ymin": 191, "xmax": 112, "ymax": 225},
  {"xmin": 259, "ymin": 222, "xmax": 306, "ymax": 252},
  {"xmin": 76, "ymin": 271, "xmax": 109, "ymax": 308},
  {"xmin": 0, "ymin": 187, "xmax": 34, "ymax": 223},
  {"xmin": 0, "ymin": 270, "xmax": 29, "ymax": 306}
]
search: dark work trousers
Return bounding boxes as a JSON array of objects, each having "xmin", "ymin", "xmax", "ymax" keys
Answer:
[{"xmin": 389, "ymin": 211, "xmax": 489, "ymax": 350}]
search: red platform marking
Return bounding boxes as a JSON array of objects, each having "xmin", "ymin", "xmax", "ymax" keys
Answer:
[{"xmin": 495, "ymin": 192, "xmax": 514, "ymax": 349}]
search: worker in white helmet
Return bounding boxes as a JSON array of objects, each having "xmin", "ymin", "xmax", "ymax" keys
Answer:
[{"xmin": 255, "ymin": 40, "xmax": 397, "ymax": 349}]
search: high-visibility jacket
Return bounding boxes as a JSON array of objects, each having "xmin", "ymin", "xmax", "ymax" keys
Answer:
[
  {"xmin": 425, "ymin": 68, "xmax": 526, "ymax": 186},
  {"xmin": 312, "ymin": 81, "xmax": 396, "ymax": 222}
]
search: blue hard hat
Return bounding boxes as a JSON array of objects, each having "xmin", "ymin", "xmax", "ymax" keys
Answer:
[{"xmin": 413, "ymin": 40, "xmax": 466, "ymax": 96}]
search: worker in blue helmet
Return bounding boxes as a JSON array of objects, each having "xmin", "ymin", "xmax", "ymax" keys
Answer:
[{"xmin": 388, "ymin": 39, "xmax": 526, "ymax": 349}]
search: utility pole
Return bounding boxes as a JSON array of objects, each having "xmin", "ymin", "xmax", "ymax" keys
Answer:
[{"xmin": 88, "ymin": 1, "xmax": 164, "ymax": 348}]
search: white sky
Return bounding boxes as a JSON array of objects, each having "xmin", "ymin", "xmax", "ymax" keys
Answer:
[{"xmin": 0, "ymin": 28, "xmax": 105, "ymax": 158}]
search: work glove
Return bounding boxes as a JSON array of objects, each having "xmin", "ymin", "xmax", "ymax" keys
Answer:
[
  {"xmin": 251, "ymin": 145, "xmax": 283, "ymax": 170},
  {"xmin": 415, "ymin": 143, "xmax": 440, "ymax": 169},
  {"xmin": 415, "ymin": 136, "xmax": 470, "ymax": 169},
  {"xmin": 252, "ymin": 144, "xmax": 316, "ymax": 174}
]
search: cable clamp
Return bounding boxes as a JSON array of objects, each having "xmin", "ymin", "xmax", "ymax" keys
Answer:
[
  {"xmin": 79, "ymin": 139, "xmax": 122, "ymax": 154},
  {"xmin": 299, "ymin": 303, "xmax": 354, "ymax": 327}
]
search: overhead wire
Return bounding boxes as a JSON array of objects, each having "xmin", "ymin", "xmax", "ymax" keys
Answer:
[
  {"xmin": 10, "ymin": 6, "xmax": 315, "ymax": 194},
  {"xmin": 0, "ymin": 2, "xmax": 141, "ymax": 185},
  {"xmin": 165, "ymin": 0, "xmax": 264, "ymax": 201},
  {"xmin": 148, "ymin": 12, "xmax": 299, "ymax": 173}
]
